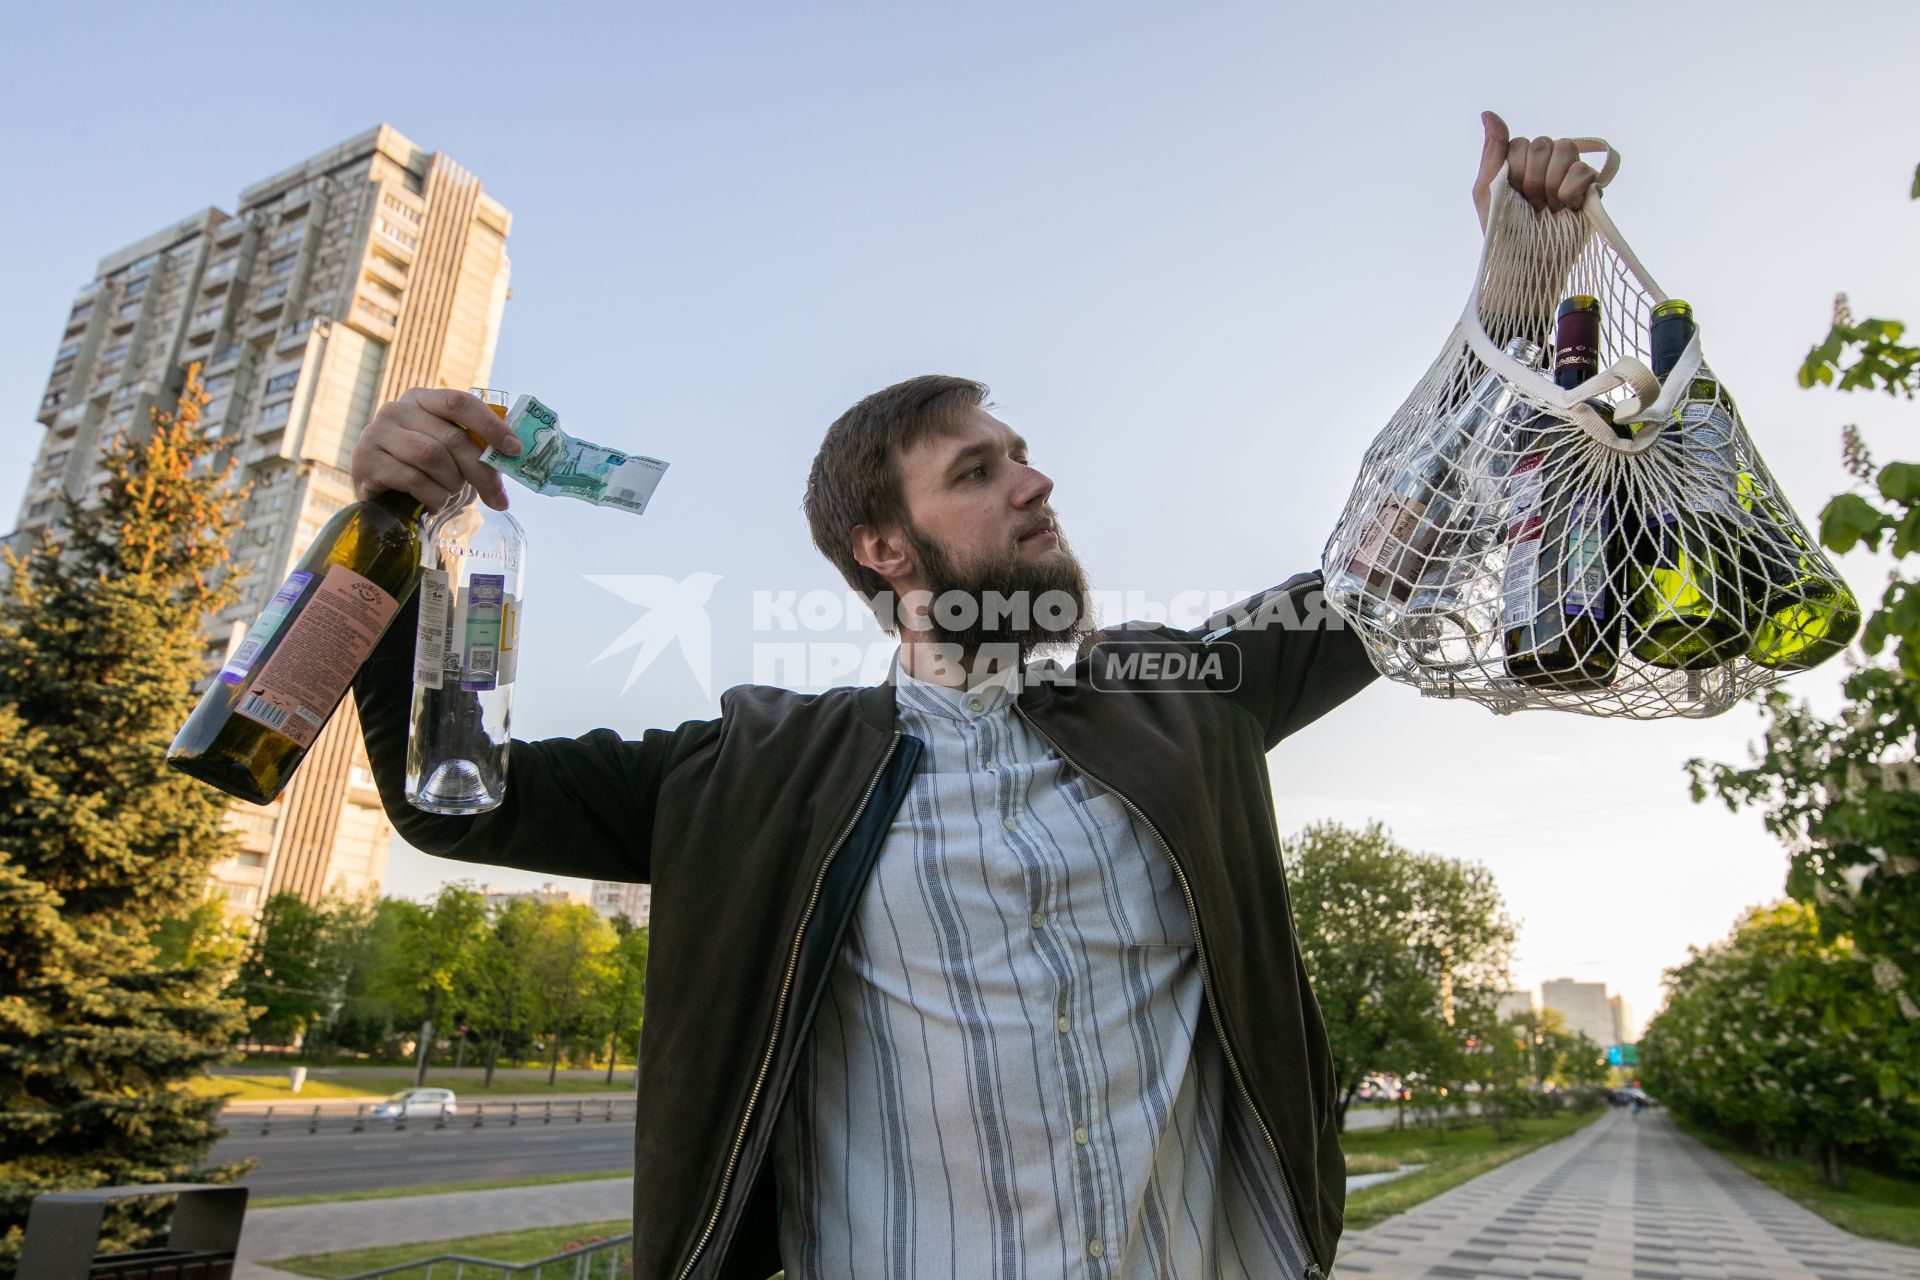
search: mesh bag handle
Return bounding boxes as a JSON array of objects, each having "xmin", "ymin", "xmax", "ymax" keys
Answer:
[{"xmin": 1322, "ymin": 140, "xmax": 1863, "ymax": 719}]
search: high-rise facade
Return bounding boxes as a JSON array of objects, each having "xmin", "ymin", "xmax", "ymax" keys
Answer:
[
  {"xmin": 1541, "ymin": 978, "xmax": 1634, "ymax": 1049},
  {"xmin": 592, "ymin": 880, "xmax": 652, "ymax": 930},
  {"xmin": 13, "ymin": 124, "xmax": 512, "ymax": 918}
]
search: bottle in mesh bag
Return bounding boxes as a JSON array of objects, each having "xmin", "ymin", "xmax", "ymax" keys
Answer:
[
  {"xmin": 1623, "ymin": 300, "xmax": 1751, "ymax": 669},
  {"xmin": 1734, "ymin": 481, "xmax": 1861, "ymax": 671},
  {"xmin": 1500, "ymin": 296, "xmax": 1623, "ymax": 691},
  {"xmin": 1329, "ymin": 339, "xmax": 1540, "ymax": 626},
  {"xmin": 1397, "ymin": 337, "xmax": 1546, "ymax": 668}
]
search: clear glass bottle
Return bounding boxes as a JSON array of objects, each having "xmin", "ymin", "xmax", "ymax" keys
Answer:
[{"xmin": 405, "ymin": 389, "xmax": 527, "ymax": 814}]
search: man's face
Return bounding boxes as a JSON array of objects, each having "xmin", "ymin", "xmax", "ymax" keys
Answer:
[{"xmin": 884, "ymin": 406, "xmax": 1092, "ymax": 658}]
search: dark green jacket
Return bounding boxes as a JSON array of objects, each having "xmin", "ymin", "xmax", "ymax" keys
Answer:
[{"xmin": 352, "ymin": 572, "xmax": 1375, "ymax": 1280}]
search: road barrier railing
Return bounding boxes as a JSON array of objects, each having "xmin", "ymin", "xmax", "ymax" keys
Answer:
[{"xmin": 244, "ymin": 1095, "xmax": 637, "ymax": 1136}]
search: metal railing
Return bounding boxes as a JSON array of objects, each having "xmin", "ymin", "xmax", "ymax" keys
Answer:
[
  {"xmin": 244, "ymin": 1096, "xmax": 637, "ymax": 1136},
  {"xmin": 344, "ymin": 1232, "xmax": 633, "ymax": 1279}
]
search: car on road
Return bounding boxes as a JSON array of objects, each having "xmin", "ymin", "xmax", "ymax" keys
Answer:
[{"xmin": 369, "ymin": 1087, "xmax": 458, "ymax": 1122}]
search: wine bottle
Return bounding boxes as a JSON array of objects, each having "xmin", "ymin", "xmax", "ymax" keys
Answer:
[
  {"xmin": 1623, "ymin": 299, "xmax": 1750, "ymax": 669},
  {"xmin": 169, "ymin": 490, "xmax": 427, "ymax": 804},
  {"xmin": 1737, "ymin": 479, "xmax": 1862, "ymax": 670},
  {"xmin": 1329, "ymin": 339, "xmax": 1539, "ymax": 627},
  {"xmin": 1397, "ymin": 336, "xmax": 1545, "ymax": 669},
  {"xmin": 406, "ymin": 391, "xmax": 527, "ymax": 814},
  {"xmin": 1500, "ymin": 295, "xmax": 1622, "ymax": 691}
]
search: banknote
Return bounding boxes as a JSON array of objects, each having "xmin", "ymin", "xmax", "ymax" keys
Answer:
[{"xmin": 480, "ymin": 394, "xmax": 669, "ymax": 516}]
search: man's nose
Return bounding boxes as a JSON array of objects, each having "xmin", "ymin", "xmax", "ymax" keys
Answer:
[{"xmin": 1014, "ymin": 464, "xmax": 1053, "ymax": 509}]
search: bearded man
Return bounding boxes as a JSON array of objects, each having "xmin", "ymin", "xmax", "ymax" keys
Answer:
[{"xmin": 346, "ymin": 114, "xmax": 1599, "ymax": 1279}]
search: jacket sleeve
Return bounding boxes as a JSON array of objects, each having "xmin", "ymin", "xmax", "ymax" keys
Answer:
[
  {"xmin": 350, "ymin": 585, "xmax": 715, "ymax": 884},
  {"xmin": 1193, "ymin": 570, "xmax": 1380, "ymax": 750}
]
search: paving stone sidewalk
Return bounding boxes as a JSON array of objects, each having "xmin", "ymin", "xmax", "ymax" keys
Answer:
[{"xmin": 1336, "ymin": 1110, "xmax": 1920, "ymax": 1279}]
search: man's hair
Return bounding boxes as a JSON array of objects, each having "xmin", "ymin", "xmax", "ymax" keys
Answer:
[{"xmin": 805, "ymin": 374, "xmax": 989, "ymax": 614}]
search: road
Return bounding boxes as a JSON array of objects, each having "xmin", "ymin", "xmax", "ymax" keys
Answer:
[
  {"xmin": 214, "ymin": 1122, "xmax": 634, "ymax": 1197},
  {"xmin": 217, "ymin": 1097, "xmax": 1413, "ymax": 1198}
]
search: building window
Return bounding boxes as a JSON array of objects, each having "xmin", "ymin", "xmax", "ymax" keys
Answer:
[
  {"xmin": 264, "ymin": 370, "xmax": 299, "ymax": 396},
  {"xmin": 68, "ymin": 303, "xmax": 93, "ymax": 326},
  {"xmin": 116, "ymin": 300, "xmax": 142, "ymax": 322},
  {"xmin": 54, "ymin": 341, "xmax": 81, "ymax": 362},
  {"xmin": 99, "ymin": 342, "xmax": 129, "ymax": 364},
  {"xmin": 122, "ymin": 277, "xmax": 148, "ymax": 299},
  {"xmin": 259, "ymin": 399, "xmax": 291, "ymax": 426},
  {"xmin": 191, "ymin": 306, "xmax": 221, "ymax": 331},
  {"xmin": 356, "ymin": 297, "xmax": 399, "ymax": 326},
  {"xmin": 267, "ymin": 254, "xmax": 298, "ymax": 277},
  {"xmin": 270, "ymin": 224, "xmax": 305, "ymax": 251},
  {"xmin": 373, "ymin": 216, "xmax": 418, "ymax": 251},
  {"xmin": 27, "ymin": 500, "xmax": 53, "ymax": 521}
]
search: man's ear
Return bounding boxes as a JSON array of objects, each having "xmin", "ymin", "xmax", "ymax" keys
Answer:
[{"xmin": 851, "ymin": 522, "xmax": 914, "ymax": 587}]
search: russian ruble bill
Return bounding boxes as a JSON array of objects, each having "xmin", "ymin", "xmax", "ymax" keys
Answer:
[{"xmin": 480, "ymin": 394, "xmax": 670, "ymax": 516}]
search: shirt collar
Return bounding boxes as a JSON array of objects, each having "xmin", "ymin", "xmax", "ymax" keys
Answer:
[{"xmin": 891, "ymin": 653, "xmax": 1024, "ymax": 722}]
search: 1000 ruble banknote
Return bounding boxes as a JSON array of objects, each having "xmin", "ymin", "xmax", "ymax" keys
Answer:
[{"xmin": 480, "ymin": 394, "xmax": 669, "ymax": 515}]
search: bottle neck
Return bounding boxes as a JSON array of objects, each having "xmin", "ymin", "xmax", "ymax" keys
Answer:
[{"xmin": 372, "ymin": 488, "xmax": 429, "ymax": 526}]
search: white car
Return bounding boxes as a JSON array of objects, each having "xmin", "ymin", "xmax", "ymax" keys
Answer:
[{"xmin": 369, "ymin": 1087, "xmax": 458, "ymax": 1121}]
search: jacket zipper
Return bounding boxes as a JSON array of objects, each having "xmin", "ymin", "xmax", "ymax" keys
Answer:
[
  {"xmin": 674, "ymin": 732, "xmax": 902, "ymax": 1280},
  {"xmin": 1016, "ymin": 706, "xmax": 1323, "ymax": 1277}
]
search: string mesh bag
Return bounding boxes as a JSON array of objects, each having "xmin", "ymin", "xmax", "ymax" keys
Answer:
[{"xmin": 1322, "ymin": 141, "xmax": 1860, "ymax": 719}]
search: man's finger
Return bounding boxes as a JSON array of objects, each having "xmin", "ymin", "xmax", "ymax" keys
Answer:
[
  {"xmin": 407, "ymin": 387, "xmax": 522, "ymax": 455},
  {"xmin": 1522, "ymin": 137, "xmax": 1553, "ymax": 210},
  {"xmin": 1557, "ymin": 160, "xmax": 1600, "ymax": 212},
  {"xmin": 1475, "ymin": 111, "xmax": 1511, "ymax": 192},
  {"xmin": 360, "ymin": 457, "xmax": 456, "ymax": 511},
  {"xmin": 387, "ymin": 424, "xmax": 469, "ymax": 500},
  {"xmin": 1543, "ymin": 139, "xmax": 1578, "ymax": 212}
]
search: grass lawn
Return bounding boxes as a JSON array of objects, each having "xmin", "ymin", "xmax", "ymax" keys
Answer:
[
  {"xmin": 1675, "ymin": 1119, "xmax": 1920, "ymax": 1250},
  {"xmin": 190, "ymin": 1073, "xmax": 633, "ymax": 1102},
  {"xmin": 1341, "ymin": 1109, "xmax": 1604, "ymax": 1231},
  {"xmin": 251, "ymin": 1168, "xmax": 629, "ymax": 1209},
  {"xmin": 268, "ymin": 1219, "xmax": 630, "ymax": 1278}
]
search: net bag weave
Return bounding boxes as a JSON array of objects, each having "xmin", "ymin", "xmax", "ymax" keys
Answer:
[{"xmin": 1322, "ymin": 141, "xmax": 1859, "ymax": 718}]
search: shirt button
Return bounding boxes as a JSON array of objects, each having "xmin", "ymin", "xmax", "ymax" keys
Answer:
[
  {"xmin": 1088, "ymin": 1239, "xmax": 1104, "ymax": 1259},
  {"xmin": 966, "ymin": 696, "xmax": 984, "ymax": 713},
  {"xmin": 1002, "ymin": 816, "xmax": 1017, "ymax": 832},
  {"xmin": 1030, "ymin": 912, "xmax": 1045, "ymax": 929},
  {"xmin": 1074, "ymin": 1125, "xmax": 1089, "ymax": 1145},
  {"xmin": 983, "ymin": 761, "xmax": 996, "ymax": 772},
  {"xmin": 1056, "ymin": 1015, "xmax": 1070, "ymax": 1034}
]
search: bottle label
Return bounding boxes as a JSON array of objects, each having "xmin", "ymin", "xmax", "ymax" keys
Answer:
[
  {"xmin": 460, "ymin": 574, "xmax": 507, "ymax": 692},
  {"xmin": 1346, "ymin": 492, "xmax": 1426, "ymax": 584},
  {"xmin": 1501, "ymin": 536, "xmax": 1540, "ymax": 631},
  {"xmin": 413, "ymin": 570, "xmax": 452, "ymax": 691},
  {"xmin": 219, "ymin": 570, "xmax": 314, "ymax": 685},
  {"xmin": 1676, "ymin": 402, "xmax": 1740, "ymax": 514},
  {"xmin": 498, "ymin": 595, "xmax": 521, "ymax": 686},
  {"xmin": 233, "ymin": 564, "xmax": 400, "ymax": 747},
  {"xmin": 1563, "ymin": 497, "xmax": 1611, "ymax": 619}
]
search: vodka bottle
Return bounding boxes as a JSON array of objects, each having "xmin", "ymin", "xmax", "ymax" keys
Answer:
[{"xmin": 406, "ymin": 394, "xmax": 528, "ymax": 814}]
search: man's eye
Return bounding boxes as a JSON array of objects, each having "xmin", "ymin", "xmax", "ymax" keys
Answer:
[{"xmin": 964, "ymin": 465, "xmax": 988, "ymax": 481}]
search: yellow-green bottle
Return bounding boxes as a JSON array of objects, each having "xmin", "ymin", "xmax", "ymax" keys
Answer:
[
  {"xmin": 168, "ymin": 490, "xmax": 427, "ymax": 804},
  {"xmin": 1624, "ymin": 300, "xmax": 1751, "ymax": 669},
  {"xmin": 1735, "ymin": 472, "xmax": 1861, "ymax": 671}
]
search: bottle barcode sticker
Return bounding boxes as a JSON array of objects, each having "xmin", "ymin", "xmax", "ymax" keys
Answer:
[
  {"xmin": 1501, "ymin": 536, "xmax": 1540, "ymax": 631},
  {"xmin": 219, "ymin": 570, "xmax": 314, "ymax": 685},
  {"xmin": 414, "ymin": 570, "xmax": 451, "ymax": 690},
  {"xmin": 459, "ymin": 574, "xmax": 506, "ymax": 692},
  {"xmin": 238, "ymin": 694, "xmax": 291, "ymax": 732}
]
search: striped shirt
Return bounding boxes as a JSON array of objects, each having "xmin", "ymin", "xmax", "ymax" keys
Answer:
[{"xmin": 770, "ymin": 663, "xmax": 1313, "ymax": 1278}]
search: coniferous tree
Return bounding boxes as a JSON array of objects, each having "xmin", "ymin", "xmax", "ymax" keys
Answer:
[{"xmin": 0, "ymin": 364, "xmax": 253, "ymax": 1269}]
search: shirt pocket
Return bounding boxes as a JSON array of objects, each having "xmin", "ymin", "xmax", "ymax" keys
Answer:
[{"xmin": 1063, "ymin": 772, "xmax": 1135, "ymax": 830}]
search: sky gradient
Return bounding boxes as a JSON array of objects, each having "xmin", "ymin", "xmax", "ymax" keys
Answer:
[{"xmin": 7, "ymin": 0, "xmax": 1918, "ymax": 1035}]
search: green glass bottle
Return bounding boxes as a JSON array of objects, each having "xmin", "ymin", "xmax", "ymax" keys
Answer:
[
  {"xmin": 1501, "ymin": 296, "xmax": 1622, "ymax": 692},
  {"xmin": 1624, "ymin": 299, "xmax": 1751, "ymax": 669},
  {"xmin": 1737, "ymin": 472, "xmax": 1861, "ymax": 671},
  {"xmin": 168, "ymin": 489, "xmax": 428, "ymax": 804}
]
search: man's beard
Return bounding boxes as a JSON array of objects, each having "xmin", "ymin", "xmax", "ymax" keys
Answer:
[{"xmin": 899, "ymin": 519, "xmax": 1093, "ymax": 667}]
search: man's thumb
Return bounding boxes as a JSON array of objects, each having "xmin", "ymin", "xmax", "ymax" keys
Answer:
[{"xmin": 1480, "ymin": 110, "xmax": 1510, "ymax": 159}]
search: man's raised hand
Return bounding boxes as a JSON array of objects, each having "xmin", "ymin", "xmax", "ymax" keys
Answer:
[
  {"xmin": 1473, "ymin": 110, "xmax": 1602, "ymax": 232},
  {"xmin": 350, "ymin": 387, "xmax": 522, "ymax": 511}
]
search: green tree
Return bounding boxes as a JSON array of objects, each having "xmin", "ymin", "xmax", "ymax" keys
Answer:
[
  {"xmin": 405, "ymin": 886, "xmax": 489, "ymax": 1083},
  {"xmin": 1282, "ymin": 821, "xmax": 1517, "ymax": 1129},
  {"xmin": 236, "ymin": 894, "xmax": 337, "ymax": 1048},
  {"xmin": 329, "ymin": 897, "xmax": 423, "ymax": 1059},
  {"xmin": 471, "ymin": 898, "xmax": 542, "ymax": 1085},
  {"xmin": 1689, "ymin": 165, "xmax": 1920, "ymax": 1019},
  {"xmin": 524, "ymin": 903, "xmax": 616, "ymax": 1083},
  {"xmin": 0, "ymin": 364, "xmax": 252, "ymax": 1268},
  {"xmin": 1640, "ymin": 901, "xmax": 1920, "ymax": 1188},
  {"xmin": 597, "ymin": 921, "xmax": 649, "ymax": 1084}
]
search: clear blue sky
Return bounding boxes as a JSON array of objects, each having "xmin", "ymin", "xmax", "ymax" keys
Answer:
[{"xmin": 8, "ymin": 0, "xmax": 1918, "ymax": 1033}]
